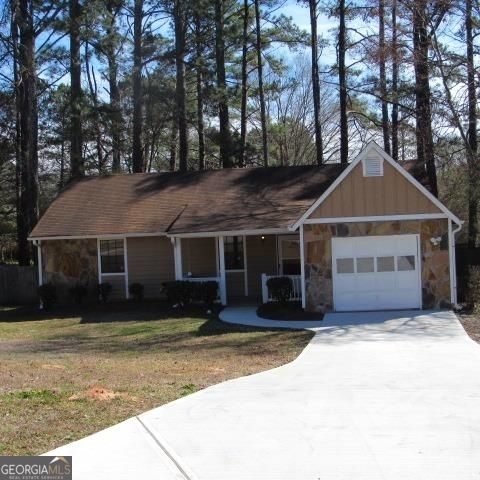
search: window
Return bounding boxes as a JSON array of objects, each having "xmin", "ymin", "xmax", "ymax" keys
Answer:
[
  {"xmin": 398, "ymin": 255, "xmax": 415, "ymax": 271},
  {"xmin": 100, "ymin": 239, "xmax": 125, "ymax": 274},
  {"xmin": 337, "ymin": 258, "xmax": 354, "ymax": 274},
  {"xmin": 224, "ymin": 236, "xmax": 244, "ymax": 270},
  {"xmin": 356, "ymin": 257, "xmax": 374, "ymax": 273},
  {"xmin": 377, "ymin": 256, "xmax": 395, "ymax": 272}
]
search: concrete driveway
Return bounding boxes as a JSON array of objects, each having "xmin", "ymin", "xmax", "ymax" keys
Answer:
[{"xmin": 48, "ymin": 310, "xmax": 480, "ymax": 480}]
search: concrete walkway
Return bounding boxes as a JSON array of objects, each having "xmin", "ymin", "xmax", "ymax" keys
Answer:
[{"xmin": 47, "ymin": 309, "xmax": 480, "ymax": 480}]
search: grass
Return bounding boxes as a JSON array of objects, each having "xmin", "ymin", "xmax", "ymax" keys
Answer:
[
  {"xmin": 257, "ymin": 302, "xmax": 324, "ymax": 321},
  {"xmin": 0, "ymin": 302, "xmax": 313, "ymax": 455}
]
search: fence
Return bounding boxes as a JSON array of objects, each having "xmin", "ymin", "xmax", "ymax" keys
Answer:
[{"xmin": 0, "ymin": 265, "xmax": 38, "ymax": 304}]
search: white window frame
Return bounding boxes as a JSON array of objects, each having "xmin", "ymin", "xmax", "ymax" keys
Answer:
[{"xmin": 97, "ymin": 238, "xmax": 129, "ymax": 299}]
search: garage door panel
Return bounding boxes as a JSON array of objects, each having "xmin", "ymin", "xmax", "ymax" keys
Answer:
[{"xmin": 332, "ymin": 234, "xmax": 421, "ymax": 311}]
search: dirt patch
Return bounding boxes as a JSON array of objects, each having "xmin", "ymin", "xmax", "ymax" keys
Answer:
[
  {"xmin": 69, "ymin": 387, "xmax": 137, "ymax": 402},
  {"xmin": 458, "ymin": 313, "xmax": 480, "ymax": 343}
]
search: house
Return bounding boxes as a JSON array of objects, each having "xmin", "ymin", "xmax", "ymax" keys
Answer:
[{"xmin": 29, "ymin": 142, "xmax": 462, "ymax": 313}]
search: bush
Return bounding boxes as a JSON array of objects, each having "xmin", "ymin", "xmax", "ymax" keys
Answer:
[
  {"xmin": 38, "ymin": 283, "xmax": 57, "ymax": 311},
  {"xmin": 468, "ymin": 266, "xmax": 480, "ymax": 312},
  {"xmin": 129, "ymin": 283, "xmax": 144, "ymax": 301},
  {"xmin": 266, "ymin": 276, "xmax": 293, "ymax": 304},
  {"xmin": 162, "ymin": 280, "xmax": 218, "ymax": 308},
  {"xmin": 194, "ymin": 281, "xmax": 218, "ymax": 309},
  {"xmin": 69, "ymin": 284, "xmax": 88, "ymax": 305},
  {"xmin": 97, "ymin": 282, "xmax": 112, "ymax": 303}
]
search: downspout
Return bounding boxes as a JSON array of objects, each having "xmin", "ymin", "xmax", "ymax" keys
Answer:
[{"xmin": 450, "ymin": 220, "xmax": 463, "ymax": 307}]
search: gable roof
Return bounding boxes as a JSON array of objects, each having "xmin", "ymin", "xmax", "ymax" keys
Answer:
[
  {"xmin": 29, "ymin": 143, "xmax": 455, "ymax": 240},
  {"xmin": 30, "ymin": 164, "xmax": 346, "ymax": 239},
  {"xmin": 290, "ymin": 141, "xmax": 462, "ymax": 230}
]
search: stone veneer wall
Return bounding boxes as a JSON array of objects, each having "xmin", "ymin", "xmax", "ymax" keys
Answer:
[
  {"xmin": 304, "ymin": 219, "xmax": 450, "ymax": 312},
  {"xmin": 42, "ymin": 239, "xmax": 98, "ymax": 302}
]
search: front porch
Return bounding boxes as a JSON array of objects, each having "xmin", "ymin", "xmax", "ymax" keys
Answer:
[{"xmin": 171, "ymin": 233, "xmax": 303, "ymax": 306}]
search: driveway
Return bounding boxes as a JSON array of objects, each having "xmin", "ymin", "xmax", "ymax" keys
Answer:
[{"xmin": 48, "ymin": 310, "xmax": 480, "ymax": 480}]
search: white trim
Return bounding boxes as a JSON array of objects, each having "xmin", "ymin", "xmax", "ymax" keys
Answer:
[
  {"xmin": 96, "ymin": 238, "xmax": 102, "ymax": 285},
  {"xmin": 168, "ymin": 228, "xmax": 291, "ymax": 239},
  {"xmin": 218, "ymin": 236, "xmax": 227, "ymax": 306},
  {"xmin": 29, "ymin": 232, "xmax": 168, "ymax": 241},
  {"xmin": 449, "ymin": 220, "xmax": 462, "ymax": 306},
  {"xmin": 215, "ymin": 239, "xmax": 219, "ymax": 276},
  {"xmin": 300, "ymin": 225, "xmax": 306, "ymax": 309},
  {"xmin": 243, "ymin": 235, "xmax": 248, "ymax": 296},
  {"xmin": 124, "ymin": 238, "xmax": 129, "ymax": 299},
  {"xmin": 290, "ymin": 141, "xmax": 462, "ymax": 230},
  {"xmin": 304, "ymin": 213, "xmax": 448, "ymax": 225},
  {"xmin": 173, "ymin": 238, "xmax": 183, "ymax": 280},
  {"xmin": 36, "ymin": 241, "xmax": 43, "ymax": 287}
]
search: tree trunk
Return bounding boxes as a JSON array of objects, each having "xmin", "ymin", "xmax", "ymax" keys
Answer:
[
  {"xmin": 132, "ymin": 0, "xmax": 144, "ymax": 173},
  {"xmin": 195, "ymin": 10, "xmax": 205, "ymax": 170},
  {"xmin": 169, "ymin": 118, "xmax": 178, "ymax": 171},
  {"xmin": 13, "ymin": 0, "xmax": 38, "ymax": 265},
  {"xmin": 378, "ymin": 0, "xmax": 390, "ymax": 154},
  {"xmin": 391, "ymin": 0, "xmax": 399, "ymax": 161},
  {"xmin": 105, "ymin": 1, "xmax": 122, "ymax": 173},
  {"xmin": 309, "ymin": 0, "xmax": 323, "ymax": 165},
  {"xmin": 466, "ymin": 0, "xmax": 478, "ymax": 247},
  {"xmin": 215, "ymin": 0, "xmax": 232, "ymax": 168},
  {"xmin": 70, "ymin": 0, "xmax": 84, "ymax": 178},
  {"xmin": 338, "ymin": 0, "xmax": 348, "ymax": 164},
  {"xmin": 254, "ymin": 0, "xmax": 268, "ymax": 167},
  {"xmin": 174, "ymin": 0, "xmax": 188, "ymax": 172},
  {"xmin": 412, "ymin": 0, "xmax": 437, "ymax": 196},
  {"xmin": 239, "ymin": 0, "xmax": 249, "ymax": 167}
]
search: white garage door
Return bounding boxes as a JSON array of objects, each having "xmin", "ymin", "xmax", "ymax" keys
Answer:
[{"xmin": 332, "ymin": 234, "xmax": 421, "ymax": 311}]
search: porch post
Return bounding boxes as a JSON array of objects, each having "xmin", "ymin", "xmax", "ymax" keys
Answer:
[
  {"xmin": 36, "ymin": 241, "xmax": 43, "ymax": 287},
  {"xmin": 218, "ymin": 236, "xmax": 227, "ymax": 305},
  {"xmin": 300, "ymin": 224, "xmax": 306, "ymax": 309},
  {"xmin": 173, "ymin": 237, "xmax": 183, "ymax": 280}
]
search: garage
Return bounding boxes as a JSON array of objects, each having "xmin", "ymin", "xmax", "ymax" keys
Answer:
[{"xmin": 332, "ymin": 234, "xmax": 421, "ymax": 311}]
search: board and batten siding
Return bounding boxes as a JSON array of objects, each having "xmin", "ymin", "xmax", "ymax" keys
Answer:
[
  {"xmin": 127, "ymin": 236, "xmax": 175, "ymax": 298},
  {"xmin": 310, "ymin": 160, "xmax": 442, "ymax": 218},
  {"xmin": 181, "ymin": 238, "xmax": 217, "ymax": 277},
  {"xmin": 246, "ymin": 235, "xmax": 277, "ymax": 297}
]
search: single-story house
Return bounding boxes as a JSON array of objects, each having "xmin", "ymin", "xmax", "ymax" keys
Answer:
[{"xmin": 29, "ymin": 142, "xmax": 462, "ymax": 312}]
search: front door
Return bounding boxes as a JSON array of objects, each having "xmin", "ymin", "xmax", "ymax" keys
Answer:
[{"xmin": 278, "ymin": 235, "xmax": 301, "ymax": 275}]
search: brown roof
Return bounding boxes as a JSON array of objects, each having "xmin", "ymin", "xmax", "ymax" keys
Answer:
[{"xmin": 29, "ymin": 162, "xmax": 428, "ymax": 239}]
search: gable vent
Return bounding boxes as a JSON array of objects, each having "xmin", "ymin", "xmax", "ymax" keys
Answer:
[{"xmin": 363, "ymin": 156, "xmax": 383, "ymax": 177}]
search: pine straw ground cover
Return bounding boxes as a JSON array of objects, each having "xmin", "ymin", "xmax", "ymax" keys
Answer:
[
  {"xmin": 0, "ymin": 302, "xmax": 313, "ymax": 455},
  {"xmin": 457, "ymin": 312, "xmax": 480, "ymax": 344}
]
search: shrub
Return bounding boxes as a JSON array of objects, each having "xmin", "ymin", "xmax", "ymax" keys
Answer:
[
  {"xmin": 194, "ymin": 281, "xmax": 218, "ymax": 309},
  {"xmin": 468, "ymin": 266, "xmax": 480, "ymax": 312},
  {"xmin": 266, "ymin": 276, "xmax": 293, "ymax": 304},
  {"xmin": 129, "ymin": 283, "xmax": 144, "ymax": 301},
  {"xmin": 69, "ymin": 284, "xmax": 88, "ymax": 305},
  {"xmin": 162, "ymin": 281, "xmax": 192, "ymax": 307},
  {"xmin": 162, "ymin": 280, "xmax": 218, "ymax": 308},
  {"xmin": 38, "ymin": 283, "xmax": 57, "ymax": 311},
  {"xmin": 97, "ymin": 282, "xmax": 112, "ymax": 303}
]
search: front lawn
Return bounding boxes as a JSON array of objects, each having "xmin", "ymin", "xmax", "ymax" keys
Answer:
[{"xmin": 0, "ymin": 302, "xmax": 313, "ymax": 455}]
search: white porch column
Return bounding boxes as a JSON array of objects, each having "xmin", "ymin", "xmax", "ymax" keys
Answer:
[
  {"xmin": 173, "ymin": 237, "xmax": 183, "ymax": 280},
  {"xmin": 36, "ymin": 240, "xmax": 43, "ymax": 287},
  {"xmin": 218, "ymin": 236, "xmax": 227, "ymax": 305},
  {"xmin": 300, "ymin": 224, "xmax": 306, "ymax": 309}
]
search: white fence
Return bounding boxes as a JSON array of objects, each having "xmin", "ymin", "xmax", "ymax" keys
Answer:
[{"xmin": 261, "ymin": 274, "xmax": 302, "ymax": 304}]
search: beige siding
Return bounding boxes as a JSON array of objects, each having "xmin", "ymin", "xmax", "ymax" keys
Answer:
[
  {"xmin": 246, "ymin": 235, "xmax": 277, "ymax": 298},
  {"xmin": 127, "ymin": 236, "xmax": 175, "ymax": 298},
  {"xmin": 101, "ymin": 274, "xmax": 126, "ymax": 299},
  {"xmin": 310, "ymin": 161, "xmax": 441, "ymax": 218},
  {"xmin": 181, "ymin": 238, "xmax": 217, "ymax": 277},
  {"xmin": 226, "ymin": 271, "xmax": 245, "ymax": 298}
]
